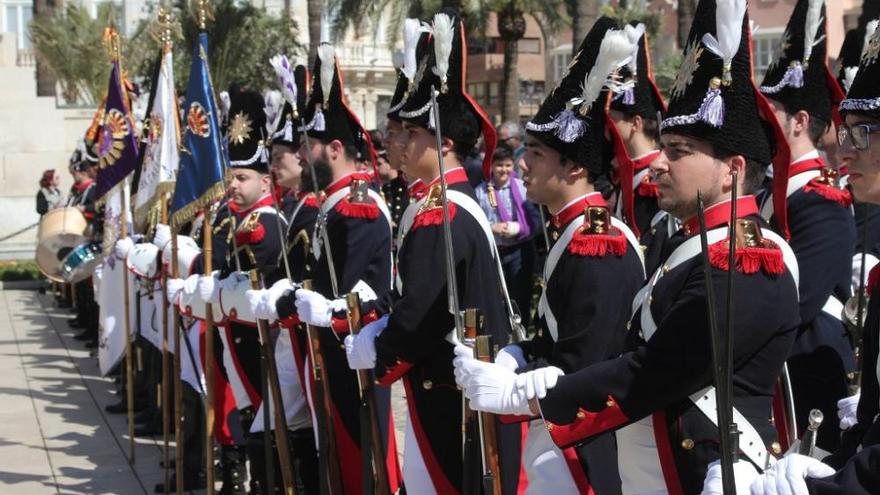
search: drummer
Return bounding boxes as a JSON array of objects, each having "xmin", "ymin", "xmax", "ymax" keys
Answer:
[{"xmin": 66, "ymin": 153, "xmax": 99, "ymax": 349}]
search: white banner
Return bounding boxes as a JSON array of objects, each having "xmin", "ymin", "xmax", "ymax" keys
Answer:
[
  {"xmin": 134, "ymin": 49, "xmax": 179, "ymax": 231},
  {"xmin": 96, "ymin": 255, "xmax": 137, "ymax": 376}
]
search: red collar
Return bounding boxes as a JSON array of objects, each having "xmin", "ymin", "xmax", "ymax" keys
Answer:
[
  {"xmin": 788, "ymin": 156, "xmax": 826, "ymax": 177},
  {"xmin": 426, "ymin": 167, "xmax": 469, "ymax": 189},
  {"xmin": 552, "ymin": 192, "xmax": 606, "ymax": 228},
  {"xmin": 73, "ymin": 179, "xmax": 94, "ymax": 193},
  {"xmin": 408, "ymin": 178, "xmax": 427, "ymax": 200},
  {"xmin": 228, "ymin": 194, "xmax": 276, "ymax": 217},
  {"xmin": 325, "ymin": 172, "xmax": 373, "ymax": 197},
  {"xmin": 632, "ymin": 150, "xmax": 661, "ymax": 172},
  {"xmin": 682, "ymin": 196, "xmax": 759, "ymax": 236}
]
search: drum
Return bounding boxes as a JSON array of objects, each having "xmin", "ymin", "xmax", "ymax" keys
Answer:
[
  {"xmin": 35, "ymin": 207, "xmax": 89, "ymax": 282},
  {"xmin": 60, "ymin": 242, "xmax": 103, "ymax": 283}
]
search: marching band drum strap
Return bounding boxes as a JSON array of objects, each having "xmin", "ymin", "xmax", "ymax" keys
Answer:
[
  {"xmin": 540, "ymin": 215, "xmax": 645, "ymax": 341},
  {"xmin": 689, "ymin": 386, "xmax": 777, "ymax": 472},
  {"xmin": 635, "ymin": 226, "xmax": 799, "ymax": 342},
  {"xmin": 760, "ymin": 169, "xmax": 823, "ymax": 220}
]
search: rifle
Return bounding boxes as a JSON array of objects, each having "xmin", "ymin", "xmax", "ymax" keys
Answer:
[
  {"xmin": 695, "ymin": 185, "xmax": 741, "ymax": 495},
  {"xmin": 465, "ymin": 309, "xmax": 501, "ymax": 495},
  {"xmin": 242, "ymin": 247, "xmax": 298, "ymax": 495},
  {"xmin": 302, "ymin": 279, "xmax": 344, "ymax": 494},
  {"xmin": 798, "ymin": 409, "xmax": 824, "ymax": 458},
  {"xmin": 347, "ymin": 292, "xmax": 392, "ymax": 495}
]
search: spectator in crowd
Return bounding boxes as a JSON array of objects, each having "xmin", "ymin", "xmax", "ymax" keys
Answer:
[
  {"xmin": 476, "ymin": 144, "xmax": 540, "ymax": 326},
  {"xmin": 36, "ymin": 169, "xmax": 64, "ymax": 216},
  {"xmin": 498, "ymin": 121, "xmax": 526, "ymax": 169},
  {"xmin": 463, "ymin": 137, "xmax": 486, "ymax": 187}
]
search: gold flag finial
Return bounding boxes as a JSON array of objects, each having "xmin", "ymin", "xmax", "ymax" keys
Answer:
[{"xmin": 196, "ymin": 0, "xmax": 213, "ymax": 30}]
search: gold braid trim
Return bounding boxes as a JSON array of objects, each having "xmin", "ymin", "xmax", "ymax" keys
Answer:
[{"xmin": 170, "ymin": 181, "xmax": 226, "ymax": 232}]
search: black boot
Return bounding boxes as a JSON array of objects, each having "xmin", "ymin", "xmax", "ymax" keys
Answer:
[{"xmin": 218, "ymin": 445, "xmax": 248, "ymax": 495}]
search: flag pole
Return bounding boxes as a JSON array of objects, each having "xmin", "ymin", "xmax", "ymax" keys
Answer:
[
  {"xmin": 160, "ymin": 192, "xmax": 171, "ymax": 490},
  {"xmin": 171, "ymin": 224, "xmax": 185, "ymax": 495}
]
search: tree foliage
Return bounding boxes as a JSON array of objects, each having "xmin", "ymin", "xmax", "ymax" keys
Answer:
[
  {"xmin": 29, "ymin": 3, "xmax": 116, "ymax": 104},
  {"xmin": 127, "ymin": 0, "xmax": 303, "ymax": 94}
]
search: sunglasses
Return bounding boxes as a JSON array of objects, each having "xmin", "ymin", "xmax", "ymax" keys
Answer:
[{"xmin": 837, "ymin": 124, "xmax": 880, "ymax": 151}]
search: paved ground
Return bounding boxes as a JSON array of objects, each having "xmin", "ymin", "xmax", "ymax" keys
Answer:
[{"xmin": 0, "ymin": 289, "xmax": 409, "ymax": 494}]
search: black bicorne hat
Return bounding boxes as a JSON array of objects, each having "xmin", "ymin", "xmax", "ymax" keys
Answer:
[
  {"xmin": 269, "ymin": 54, "xmax": 308, "ymax": 148},
  {"xmin": 609, "ymin": 22, "xmax": 667, "ymax": 119},
  {"xmin": 525, "ymin": 16, "xmax": 634, "ymax": 175},
  {"xmin": 759, "ymin": 0, "xmax": 844, "ymax": 126},
  {"xmin": 227, "ymin": 88, "xmax": 269, "ymax": 173},
  {"xmin": 662, "ymin": 0, "xmax": 793, "ymax": 237},
  {"xmin": 388, "ymin": 19, "xmax": 426, "ymax": 123},
  {"xmin": 397, "ymin": 8, "xmax": 498, "ymax": 178},
  {"xmin": 299, "ymin": 43, "xmax": 377, "ymax": 175},
  {"xmin": 841, "ymin": 26, "xmax": 880, "ymax": 115}
]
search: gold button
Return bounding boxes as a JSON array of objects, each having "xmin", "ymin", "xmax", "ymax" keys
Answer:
[
  {"xmin": 537, "ymin": 329, "xmax": 543, "ymax": 337},
  {"xmin": 606, "ymin": 399, "xmax": 615, "ymax": 407},
  {"xmin": 576, "ymin": 411, "xmax": 586, "ymax": 419},
  {"xmin": 640, "ymin": 245, "xmax": 647, "ymax": 253},
  {"xmin": 662, "ymin": 265, "xmax": 670, "ymax": 273},
  {"xmin": 771, "ymin": 442, "xmax": 782, "ymax": 454},
  {"xmin": 681, "ymin": 439, "xmax": 695, "ymax": 450},
  {"xmin": 422, "ymin": 380, "xmax": 433, "ymax": 390},
  {"xmin": 650, "ymin": 228, "xmax": 657, "ymax": 235},
  {"xmin": 234, "ymin": 337, "xmax": 242, "ymax": 344},
  {"xmin": 647, "ymin": 296, "xmax": 653, "ymax": 304},
  {"xmin": 638, "ymin": 330, "xmax": 644, "ymax": 339},
  {"xmin": 546, "ymin": 423, "xmax": 554, "ymax": 432},
  {"xmin": 626, "ymin": 321, "xmax": 632, "ymax": 330},
  {"xmin": 340, "ymin": 344, "xmax": 345, "ymax": 350}
]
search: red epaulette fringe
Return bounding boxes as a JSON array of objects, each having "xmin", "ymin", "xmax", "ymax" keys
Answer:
[
  {"xmin": 568, "ymin": 229, "xmax": 628, "ymax": 257},
  {"xmin": 412, "ymin": 203, "xmax": 457, "ymax": 230},
  {"xmin": 803, "ymin": 179, "xmax": 853, "ymax": 207},
  {"xmin": 335, "ymin": 199, "xmax": 379, "ymax": 219},
  {"xmin": 708, "ymin": 238, "xmax": 785, "ymax": 275},
  {"xmin": 235, "ymin": 223, "xmax": 266, "ymax": 246}
]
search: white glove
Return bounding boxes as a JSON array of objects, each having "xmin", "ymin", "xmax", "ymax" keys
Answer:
[
  {"xmin": 115, "ymin": 237, "xmax": 135, "ymax": 260},
  {"xmin": 453, "ymin": 344, "xmax": 532, "ymax": 416},
  {"xmin": 219, "ymin": 272, "xmax": 247, "ymax": 292},
  {"xmin": 246, "ymin": 288, "xmax": 278, "ymax": 321},
  {"xmin": 344, "ymin": 315, "xmax": 389, "ymax": 370},
  {"xmin": 268, "ymin": 278, "xmax": 298, "ymax": 303},
  {"xmin": 197, "ymin": 273, "xmax": 221, "ymax": 305},
  {"xmin": 166, "ymin": 278, "xmax": 185, "ymax": 303},
  {"xmin": 516, "ymin": 366, "xmax": 565, "ymax": 400},
  {"xmin": 294, "ymin": 288, "xmax": 346, "ymax": 327},
  {"xmin": 495, "ymin": 344, "xmax": 527, "ymax": 371},
  {"xmin": 700, "ymin": 459, "xmax": 759, "ymax": 495},
  {"xmin": 837, "ymin": 393, "xmax": 860, "ymax": 431},
  {"xmin": 749, "ymin": 454, "xmax": 835, "ymax": 495},
  {"xmin": 153, "ymin": 223, "xmax": 171, "ymax": 249}
]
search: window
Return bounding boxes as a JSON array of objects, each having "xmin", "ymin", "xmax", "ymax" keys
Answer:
[
  {"xmin": 519, "ymin": 38, "xmax": 540, "ymax": 54},
  {"xmin": 3, "ymin": 3, "xmax": 32, "ymax": 50},
  {"xmin": 753, "ymin": 30, "xmax": 784, "ymax": 81},
  {"xmin": 488, "ymin": 82, "xmax": 500, "ymax": 106},
  {"xmin": 551, "ymin": 46, "xmax": 572, "ymax": 87}
]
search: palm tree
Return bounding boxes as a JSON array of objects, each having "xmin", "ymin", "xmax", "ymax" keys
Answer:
[
  {"xmin": 308, "ymin": 0, "xmax": 323, "ymax": 61},
  {"xmin": 494, "ymin": 0, "xmax": 566, "ymax": 122},
  {"xmin": 32, "ymin": 0, "xmax": 58, "ymax": 97},
  {"xmin": 30, "ymin": 3, "xmax": 113, "ymax": 104},
  {"xmin": 569, "ymin": 0, "xmax": 599, "ymax": 57},
  {"xmin": 677, "ymin": 0, "xmax": 696, "ymax": 50}
]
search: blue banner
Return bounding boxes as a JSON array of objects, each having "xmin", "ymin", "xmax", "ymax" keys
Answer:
[{"xmin": 170, "ymin": 32, "xmax": 226, "ymax": 229}]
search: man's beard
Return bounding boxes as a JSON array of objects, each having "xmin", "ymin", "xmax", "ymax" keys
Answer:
[{"xmin": 300, "ymin": 158, "xmax": 333, "ymax": 193}]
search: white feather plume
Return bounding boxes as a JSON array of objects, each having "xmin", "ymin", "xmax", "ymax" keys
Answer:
[
  {"xmin": 624, "ymin": 23, "xmax": 646, "ymax": 73},
  {"xmin": 269, "ymin": 54, "xmax": 297, "ymax": 107},
  {"xmin": 576, "ymin": 29, "xmax": 635, "ymax": 111},
  {"xmin": 803, "ymin": 0, "xmax": 823, "ymax": 62},
  {"xmin": 402, "ymin": 18, "xmax": 421, "ymax": 81},
  {"xmin": 219, "ymin": 91, "xmax": 231, "ymax": 120},
  {"xmin": 317, "ymin": 43, "xmax": 336, "ymax": 106},
  {"xmin": 701, "ymin": 0, "xmax": 747, "ymax": 71},
  {"xmin": 863, "ymin": 20, "xmax": 879, "ymax": 56},
  {"xmin": 843, "ymin": 66, "xmax": 858, "ymax": 92},
  {"xmin": 430, "ymin": 13, "xmax": 455, "ymax": 84},
  {"xmin": 263, "ymin": 90, "xmax": 283, "ymax": 132}
]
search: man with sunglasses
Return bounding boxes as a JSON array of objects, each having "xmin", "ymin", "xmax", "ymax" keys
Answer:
[{"xmin": 757, "ymin": 0, "xmax": 857, "ymax": 452}]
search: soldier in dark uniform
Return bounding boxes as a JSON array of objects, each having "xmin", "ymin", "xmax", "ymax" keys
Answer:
[
  {"xmin": 757, "ymin": 0, "xmax": 856, "ymax": 452},
  {"xmin": 342, "ymin": 9, "xmax": 525, "ymax": 493},
  {"xmin": 606, "ymin": 21, "xmax": 667, "ymax": 239},
  {"xmin": 66, "ymin": 151, "xmax": 100, "ymax": 348},
  {"xmin": 824, "ymin": 10, "xmax": 880, "ymax": 473},
  {"xmin": 263, "ymin": 43, "xmax": 402, "ymax": 495},
  {"xmin": 456, "ymin": 1, "xmax": 804, "ymax": 492},
  {"xmin": 490, "ymin": 17, "xmax": 645, "ymax": 493}
]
